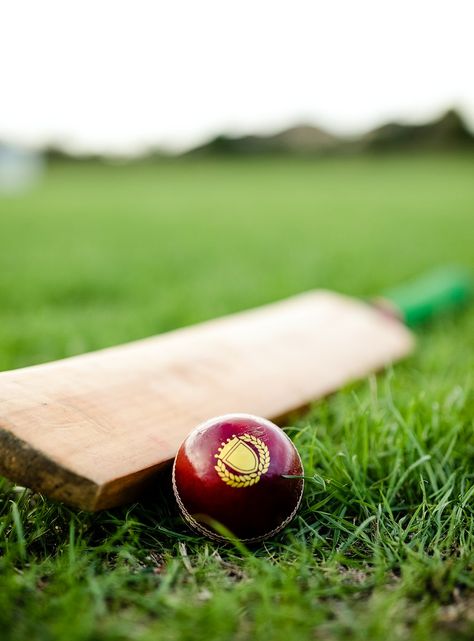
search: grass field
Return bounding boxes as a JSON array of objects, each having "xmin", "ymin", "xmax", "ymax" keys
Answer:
[{"xmin": 0, "ymin": 154, "xmax": 473, "ymax": 641}]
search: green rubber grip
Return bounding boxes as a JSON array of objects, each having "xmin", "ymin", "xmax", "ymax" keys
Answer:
[{"xmin": 382, "ymin": 266, "xmax": 473, "ymax": 327}]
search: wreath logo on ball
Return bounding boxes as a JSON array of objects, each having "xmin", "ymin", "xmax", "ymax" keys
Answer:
[{"xmin": 214, "ymin": 433, "xmax": 270, "ymax": 488}]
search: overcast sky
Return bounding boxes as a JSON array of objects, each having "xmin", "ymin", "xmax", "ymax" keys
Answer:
[{"xmin": 2, "ymin": 0, "xmax": 473, "ymax": 153}]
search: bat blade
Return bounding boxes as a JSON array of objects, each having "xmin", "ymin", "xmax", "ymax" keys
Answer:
[{"xmin": 0, "ymin": 291, "xmax": 413, "ymax": 510}]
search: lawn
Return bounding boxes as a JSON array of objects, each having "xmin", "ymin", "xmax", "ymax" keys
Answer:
[{"xmin": 0, "ymin": 154, "xmax": 473, "ymax": 641}]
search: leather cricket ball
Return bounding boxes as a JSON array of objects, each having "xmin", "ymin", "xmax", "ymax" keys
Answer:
[{"xmin": 172, "ymin": 413, "xmax": 304, "ymax": 542}]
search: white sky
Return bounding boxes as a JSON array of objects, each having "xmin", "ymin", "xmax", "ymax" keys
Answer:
[{"xmin": 1, "ymin": 0, "xmax": 474, "ymax": 154}]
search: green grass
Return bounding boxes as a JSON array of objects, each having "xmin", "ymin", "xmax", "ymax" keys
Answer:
[{"xmin": 0, "ymin": 154, "xmax": 473, "ymax": 641}]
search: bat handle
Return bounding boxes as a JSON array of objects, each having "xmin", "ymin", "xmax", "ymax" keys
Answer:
[{"xmin": 379, "ymin": 265, "xmax": 472, "ymax": 327}]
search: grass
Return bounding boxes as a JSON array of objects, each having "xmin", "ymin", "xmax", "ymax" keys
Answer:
[{"xmin": 0, "ymin": 153, "xmax": 473, "ymax": 641}]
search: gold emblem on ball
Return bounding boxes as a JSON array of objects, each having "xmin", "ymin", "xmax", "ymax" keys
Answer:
[{"xmin": 214, "ymin": 434, "xmax": 270, "ymax": 488}]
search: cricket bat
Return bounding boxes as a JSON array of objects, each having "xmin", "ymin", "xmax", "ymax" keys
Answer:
[{"xmin": 0, "ymin": 267, "xmax": 470, "ymax": 510}]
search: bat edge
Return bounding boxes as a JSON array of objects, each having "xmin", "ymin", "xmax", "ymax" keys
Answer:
[{"xmin": 0, "ymin": 422, "xmax": 100, "ymax": 511}]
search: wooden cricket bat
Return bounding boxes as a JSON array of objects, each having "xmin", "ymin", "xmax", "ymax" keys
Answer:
[{"xmin": 0, "ymin": 267, "xmax": 470, "ymax": 510}]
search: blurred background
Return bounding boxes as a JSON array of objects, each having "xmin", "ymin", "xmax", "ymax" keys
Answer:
[{"xmin": 1, "ymin": 0, "xmax": 473, "ymax": 371}]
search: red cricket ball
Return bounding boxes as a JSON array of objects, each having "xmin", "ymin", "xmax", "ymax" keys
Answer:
[{"xmin": 172, "ymin": 413, "xmax": 304, "ymax": 542}]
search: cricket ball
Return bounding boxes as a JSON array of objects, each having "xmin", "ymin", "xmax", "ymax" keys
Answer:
[{"xmin": 172, "ymin": 414, "xmax": 304, "ymax": 542}]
